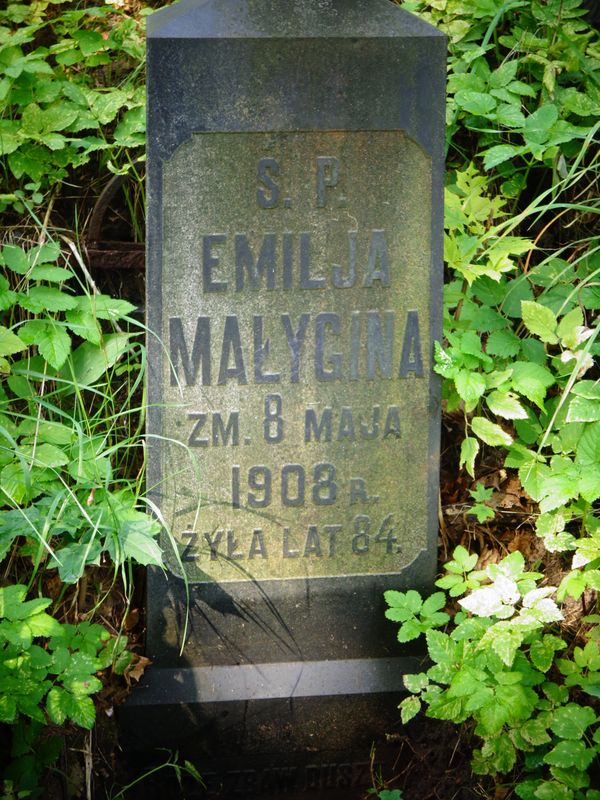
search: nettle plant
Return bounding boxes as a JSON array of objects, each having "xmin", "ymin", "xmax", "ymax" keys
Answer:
[
  {"xmin": 0, "ymin": 0, "xmax": 147, "ymax": 213},
  {"xmin": 387, "ymin": 549, "xmax": 600, "ymax": 800}
]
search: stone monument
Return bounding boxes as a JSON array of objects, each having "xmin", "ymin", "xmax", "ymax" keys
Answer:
[{"xmin": 125, "ymin": 0, "xmax": 445, "ymax": 792}]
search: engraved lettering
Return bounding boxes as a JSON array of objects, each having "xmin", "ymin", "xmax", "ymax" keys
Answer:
[
  {"xmin": 363, "ymin": 229, "xmax": 390, "ymax": 287},
  {"xmin": 367, "ymin": 310, "xmax": 394, "ymax": 379},
  {"xmin": 316, "ymin": 156, "xmax": 339, "ymax": 207},
  {"xmin": 212, "ymin": 411, "xmax": 240, "ymax": 446},
  {"xmin": 203, "ymin": 234, "xmax": 228, "ymax": 292},
  {"xmin": 248, "ymin": 529, "xmax": 267, "ymax": 559},
  {"xmin": 315, "ymin": 313, "xmax": 341, "ymax": 380},
  {"xmin": 169, "ymin": 317, "xmax": 211, "ymax": 386},
  {"xmin": 181, "ymin": 531, "xmax": 199, "ymax": 561},
  {"xmin": 235, "ymin": 233, "xmax": 276, "ymax": 290},
  {"xmin": 253, "ymin": 315, "xmax": 280, "ymax": 383},
  {"xmin": 187, "ymin": 412, "xmax": 208, "ymax": 447},
  {"xmin": 217, "ymin": 316, "xmax": 247, "ymax": 385},
  {"xmin": 281, "ymin": 313, "xmax": 309, "ymax": 382},
  {"xmin": 257, "ymin": 157, "xmax": 279, "ymax": 208},
  {"xmin": 399, "ymin": 309, "xmax": 423, "ymax": 377}
]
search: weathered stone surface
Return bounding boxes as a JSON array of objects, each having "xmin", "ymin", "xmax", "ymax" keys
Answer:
[{"xmin": 122, "ymin": 0, "xmax": 446, "ymax": 784}]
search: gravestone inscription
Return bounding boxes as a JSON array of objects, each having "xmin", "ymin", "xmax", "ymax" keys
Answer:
[{"xmin": 124, "ymin": 0, "xmax": 445, "ymax": 786}]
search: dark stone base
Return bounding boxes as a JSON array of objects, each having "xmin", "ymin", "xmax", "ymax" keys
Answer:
[{"xmin": 118, "ymin": 657, "xmax": 421, "ymax": 798}]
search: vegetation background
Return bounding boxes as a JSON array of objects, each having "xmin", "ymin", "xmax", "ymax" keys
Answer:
[{"xmin": 0, "ymin": 0, "xmax": 598, "ymax": 797}]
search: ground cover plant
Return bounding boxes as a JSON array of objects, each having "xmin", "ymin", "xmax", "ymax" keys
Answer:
[
  {"xmin": 386, "ymin": 0, "xmax": 600, "ymax": 797},
  {"xmin": 0, "ymin": 0, "xmax": 598, "ymax": 797}
]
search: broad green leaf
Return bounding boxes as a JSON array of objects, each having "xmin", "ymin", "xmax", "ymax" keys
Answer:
[
  {"xmin": 455, "ymin": 369, "xmax": 486, "ymax": 410},
  {"xmin": 46, "ymin": 686, "xmax": 68, "ymax": 725},
  {"xmin": 533, "ymin": 781, "xmax": 574, "ymax": 800},
  {"xmin": 571, "ymin": 381, "xmax": 600, "ymax": 401},
  {"xmin": 59, "ymin": 333, "xmax": 131, "ymax": 391},
  {"xmin": 566, "ymin": 396, "xmax": 600, "ymax": 423},
  {"xmin": 27, "ymin": 612, "xmax": 62, "ymax": 637},
  {"xmin": 0, "ymin": 694, "xmax": 17, "ymax": 723},
  {"xmin": 72, "ymin": 29, "xmax": 106, "ymax": 57},
  {"xmin": 19, "ymin": 286, "xmax": 78, "ymax": 313},
  {"xmin": 575, "ymin": 422, "xmax": 600, "ymax": 467},
  {"xmin": 52, "ymin": 541, "xmax": 102, "ymax": 584},
  {"xmin": 486, "ymin": 329, "xmax": 521, "ymax": 357},
  {"xmin": 460, "ymin": 436, "xmax": 479, "ymax": 477},
  {"xmin": 544, "ymin": 740, "xmax": 595, "ymax": 770},
  {"xmin": 82, "ymin": 294, "xmax": 136, "ymax": 321},
  {"xmin": 399, "ymin": 695, "xmax": 421, "ymax": 724},
  {"xmin": 520, "ymin": 718, "xmax": 551, "ymax": 745},
  {"xmin": 521, "ymin": 301, "xmax": 558, "ymax": 344},
  {"xmin": 455, "ymin": 90, "xmax": 496, "ymax": 115},
  {"xmin": 29, "ymin": 265, "xmax": 74, "ymax": 282},
  {"xmin": 550, "ymin": 704, "xmax": 597, "ymax": 740},
  {"xmin": 523, "ymin": 104, "xmax": 559, "ymax": 145},
  {"xmin": 1, "ymin": 245, "xmax": 29, "ymax": 274},
  {"xmin": 486, "ymin": 390, "xmax": 528, "ymax": 420},
  {"xmin": 557, "ymin": 307, "xmax": 584, "ymax": 349},
  {"xmin": 19, "ymin": 443, "xmax": 69, "ymax": 469},
  {"xmin": 65, "ymin": 309, "xmax": 102, "ymax": 345},
  {"xmin": 511, "ymin": 361, "xmax": 555, "ymax": 409},
  {"xmin": 19, "ymin": 319, "xmax": 71, "ymax": 370},
  {"xmin": 482, "ymin": 144, "xmax": 522, "ymax": 170},
  {"xmin": 0, "ymin": 326, "xmax": 27, "ymax": 358},
  {"xmin": 64, "ymin": 693, "xmax": 95, "ymax": 729},
  {"xmin": 471, "ymin": 416, "xmax": 513, "ymax": 447}
]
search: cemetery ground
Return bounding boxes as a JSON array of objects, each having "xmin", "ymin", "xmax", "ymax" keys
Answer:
[{"xmin": 0, "ymin": 0, "xmax": 599, "ymax": 798}]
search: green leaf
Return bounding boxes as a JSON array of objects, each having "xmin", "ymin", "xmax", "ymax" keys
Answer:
[
  {"xmin": 64, "ymin": 693, "xmax": 95, "ymax": 729},
  {"xmin": 27, "ymin": 612, "xmax": 62, "ymax": 637},
  {"xmin": 557, "ymin": 307, "xmax": 584, "ymax": 349},
  {"xmin": 29, "ymin": 265, "xmax": 74, "ymax": 283},
  {"xmin": 46, "ymin": 686, "xmax": 68, "ymax": 725},
  {"xmin": 455, "ymin": 90, "xmax": 496, "ymax": 115},
  {"xmin": 521, "ymin": 718, "xmax": 551, "ymax": 746},
  {"xmin": 511, "ymin": 361, "xmax": 555, "ymax": 410},
  {"xmin": 544, "ymin": 740, "xmax": 595, "ymax": 770},
  {"xmin": 19, "ymin": 286, "xmax": 78, "ymax": 313},
  {"xmin": 486, "ymin": 390, "xmax": 528, "ymax": 420},
  {"xmin": 471, "ymin": 416, "xmax": 513, "ymax": 447},
  {"xmin": 566, "ymin": 396, "xmax": 600, "ymax": 424},
  {"xmin": 521, "ymin": 301, "xmax": 558, "ymax": 344},
  {"xmin": 523, "ymin": 104, "xmax": 559, "ymax": 145},
  {"xmin": 59, "ymin": 333, "xmax": 131, "ymax": 391},
  {"xmin": 482, "ymin": 144, "xmax": 522, "ymax": 170},
  {"xmin": 0, "ymin": 326, "xmax": 27, "ymax": 358},
  {"xmin": 460, "ymin": 436, "xmax": 479, "ymax": 477},
  {"xmin": 19, "ymin": 443, "xmax": 69, "ymax": 469},
  {"xmin": 533, "ymin": 781, "xmax": 574, "ymax": 800},
  {"xmin": 1, "ymin": 245, "xmax": 29, "ymax": 274},
  {"xmin": 455, "ymin": 369, "xmax": 486, "ymax": 410},
  {"xmin": 19, "ymin": 320, "xmax": 71, "ymax": 370},
  {"xmin": 399, "ymin": 695, "xmax": 421, "ymax": 724},
  {"xmin": 486, "ymin": 329, "xmax": 521, "ymax": 358},
  {"xmin": 550, "ymin": 704, "xmax": 597, "ymax": 740}
]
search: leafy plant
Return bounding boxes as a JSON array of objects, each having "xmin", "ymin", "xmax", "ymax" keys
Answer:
[
  {"xmin": 387, "ymin": 548, "xmax": 600, "ymax": 799},
  {"xmin": 0, "ymin": 0, "xmax": 147, "ymax": 213}
]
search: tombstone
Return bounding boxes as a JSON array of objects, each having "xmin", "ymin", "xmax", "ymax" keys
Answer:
[{"xmin": 123, "ymin": 0, "xmax": 445, "ymax": 792}]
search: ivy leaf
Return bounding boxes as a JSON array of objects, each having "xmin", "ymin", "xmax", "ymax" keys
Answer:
[
  {"xmin": 521, "ymin": 301, "xmax": 558, "ymax": 344},
  {"xmin": 471, "ymin": 416, "xmax": 513, "ymax": 447}
]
